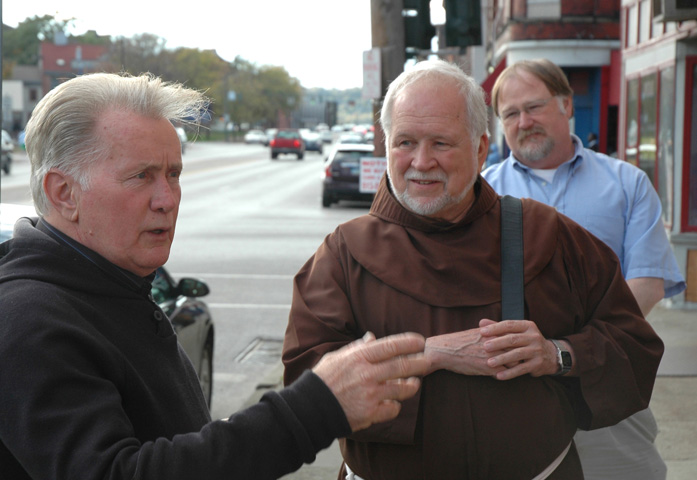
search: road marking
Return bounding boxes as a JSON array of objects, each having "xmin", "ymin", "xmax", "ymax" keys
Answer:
[
  {"xmin": 207, "ymin": 303, "xmax": 291, "ymax": 309},
  {"xmin": 170, "ymin": 273, "xmax": 294, "ymax": 280}
]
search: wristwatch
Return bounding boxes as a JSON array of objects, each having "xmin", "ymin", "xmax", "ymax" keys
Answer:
[{"xmin": 551, "ymin": 339, "xmax": 572, "ymax": 376}]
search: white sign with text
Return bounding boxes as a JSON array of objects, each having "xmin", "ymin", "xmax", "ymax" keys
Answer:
[{"xmin": 359, "ymin": 156, "xmax": 387, "ymax": 193}]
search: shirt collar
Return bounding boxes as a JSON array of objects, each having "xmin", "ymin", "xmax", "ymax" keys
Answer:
[
  {"xmin": 510, "ymin": 134, "xmax": 585, "ymax": 173},
  {"xmin": 37, "ymin": 218, "xmax": 155, "ymax": 294}
]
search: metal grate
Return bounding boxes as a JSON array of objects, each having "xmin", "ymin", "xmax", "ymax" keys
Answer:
[{"xmin": 236, "ymin": 338, "xmax": 283, "ymax": 365}]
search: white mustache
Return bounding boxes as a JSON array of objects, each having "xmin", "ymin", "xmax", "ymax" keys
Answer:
[{"xmin": 404, "ymin": 169, "xmax": 447, "ymax": 182}]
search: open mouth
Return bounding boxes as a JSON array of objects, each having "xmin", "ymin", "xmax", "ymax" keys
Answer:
[{"xmin": 413, "ymin": 180, "xmax": 439, "ymax": 185}]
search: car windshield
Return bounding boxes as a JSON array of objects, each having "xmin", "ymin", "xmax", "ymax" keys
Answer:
[
  {"xmin": 335, "ymin": 150, "xmax": 373, "ymax": 163},
  {"xmin": 276, "ymin": 131, "xmax": 299, "ymax": 139}
]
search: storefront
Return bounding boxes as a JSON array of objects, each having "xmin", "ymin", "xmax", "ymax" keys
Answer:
[{"xmin": 620, "ymin": 0, "xmax": 697, "ymax": 305}]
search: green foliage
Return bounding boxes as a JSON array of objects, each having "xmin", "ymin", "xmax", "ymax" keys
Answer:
[
  {"xmin": 3, "ymin": 14, "xmax": 364, "ymax": 126},
  {"xmin": 3, "ymin": 15, "xmax": 109, "ymax": 77},
  {"xmin": 2, "ymin": 15, "xmax": 64, "ymax": 67}
]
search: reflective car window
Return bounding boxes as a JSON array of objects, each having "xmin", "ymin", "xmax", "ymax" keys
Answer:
[
  {"xmin": 151, "ymin": 270, "xmax": 173, "ymax": 304},
  {"xmin": 276, "ymin": 131, "xmax": 299, "ymax": 139}
]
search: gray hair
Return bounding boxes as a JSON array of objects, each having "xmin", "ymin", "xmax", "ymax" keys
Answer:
[
  {"xmin": 26, "ymin": 73, "xmax": 209, "ymax": 215},
  {"xmin": 380, "ymin": 59, "xmax": 489, "ymax": 145}
]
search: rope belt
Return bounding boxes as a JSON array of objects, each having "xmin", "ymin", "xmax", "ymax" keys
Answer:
[{"xmin": 344, "ymin": 441, "xmax": 572, "ymax": 480}]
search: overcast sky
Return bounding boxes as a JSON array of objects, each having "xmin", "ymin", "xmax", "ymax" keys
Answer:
[{"xmin": 3, "ymin": 0, "xmax": 373, "ymax": 90}]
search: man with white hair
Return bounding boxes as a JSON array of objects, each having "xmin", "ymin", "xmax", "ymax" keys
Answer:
[
  {"xmin": 282, "ymin": 59, "xmax": 664, "ymax": 479},
  {"xmin": 0, "ymin": 72, "xmax": 430, "ymax": 480}
]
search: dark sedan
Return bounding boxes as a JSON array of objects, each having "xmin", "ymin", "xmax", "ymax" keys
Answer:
[
  {"xmin": 322, "ymin": 143, "xmax": 378, "ymax": 207},
  {"xmin": 0, "ymin": 203, "xmax": 215, "ymax": 407},
  {"xmin": 301, "ymin": 131, "xmax": 323, "ymax": 154}
]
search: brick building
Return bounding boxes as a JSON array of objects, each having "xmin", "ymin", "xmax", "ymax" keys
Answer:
[{"xmin": 39, "ymin": 36, "xmax": 109, "ymax": 95}]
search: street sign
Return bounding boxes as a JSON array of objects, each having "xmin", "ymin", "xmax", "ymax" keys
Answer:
[
  {"xmin": 359, "ymin": 156, "xmax": 387, "ymax": 193},
  {"xmin": 362, "ymin": 48, "xmax": 382, "ymax": 100}
]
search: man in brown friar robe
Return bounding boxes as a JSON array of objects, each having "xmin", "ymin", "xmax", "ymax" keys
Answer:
[{"xmin": 282, "ymin": 60, "xmax": 663, "ymax": 480}]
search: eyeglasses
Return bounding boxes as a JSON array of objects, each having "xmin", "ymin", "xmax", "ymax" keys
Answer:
[{"xmin": 499, "ymin": 96, "xmax": 556, "ymax": 125}]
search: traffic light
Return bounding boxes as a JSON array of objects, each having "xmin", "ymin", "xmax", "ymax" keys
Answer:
[
  {"xmin": 443, "ymin": 0, "xmax": 483, "ymax": 48},
  {"xmin": 403, "ymin": 0, "xmax": 436, "ymax": 58}
]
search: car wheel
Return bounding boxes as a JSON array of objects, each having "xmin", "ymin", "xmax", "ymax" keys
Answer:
[
  {"xmin": 297, "ymin": 153, "xmax": 304, "ymax": 160},
  {"xmin": 271, "ymin": 152, "xmax": 278, "ymax": 160},
  {"xmin": 198, "ymin": 337, "xmax": 214, "ymax": 408},
  {"xmin": 322, "ymin": 193, "xmax": 332, "ymax": 208}
]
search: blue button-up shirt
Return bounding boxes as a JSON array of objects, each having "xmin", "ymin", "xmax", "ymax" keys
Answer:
[{"xmin": 483, "ymin": 134, "xmax": 686, "ymax": 298}]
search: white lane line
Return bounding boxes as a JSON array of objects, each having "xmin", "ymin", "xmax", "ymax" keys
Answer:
[{"xmin": 207, "ymin": 303, "xmax": 291, "ymax": 309}]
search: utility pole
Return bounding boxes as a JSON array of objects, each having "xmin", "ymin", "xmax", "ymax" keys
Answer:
[
  {"xmin": 370, "ymin": 0, "xmax": 406, "ymax": 157},
  {"xmin": 1, "ymin": 0, "xmax": 5, "ymax": 202}
]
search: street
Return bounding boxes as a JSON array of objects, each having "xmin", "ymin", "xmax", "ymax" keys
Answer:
[{"xmin": 170, "ymin": 141, "xmax": 371, "ymax": 420}]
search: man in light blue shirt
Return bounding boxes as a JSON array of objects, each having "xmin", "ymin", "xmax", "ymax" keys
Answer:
[{"xmin": 483, "ymin": 58, "xmax": 685, "ymax": 480}]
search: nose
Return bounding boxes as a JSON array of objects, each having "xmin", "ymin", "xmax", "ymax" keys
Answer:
[
  {"xmin": 411, "ymin": 143, "xmax": 436, "ymax": 171},
  {"xmin": 517, "ymin": 110, "xmax": 535, "ymax": 129},
  {"xmin": 152, "ymin": 178, "xmax": 180, "ymax": 213}
]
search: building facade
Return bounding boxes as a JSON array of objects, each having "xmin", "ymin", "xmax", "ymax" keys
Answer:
[
  {"xmin": 2, "ymin": 66, "xmax": 42, "ymax": 135},
  {"xmin": 619, "ymin": 0, "xmax": 697, "ymax": 304}
]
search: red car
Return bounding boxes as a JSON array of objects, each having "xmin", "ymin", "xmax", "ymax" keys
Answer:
[{"xmin": 269, "ymin": 129, "xmax": 305, "ymax": 160}]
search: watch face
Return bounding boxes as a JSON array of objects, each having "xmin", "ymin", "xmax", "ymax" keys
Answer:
[{"xmin": 560, "ymin": 351, "xmax": 572, "ymax": 370}]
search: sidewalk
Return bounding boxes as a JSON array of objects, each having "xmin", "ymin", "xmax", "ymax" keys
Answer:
[
  {"xmin": 248, "ymin": 304, "xmax": 696, "ymax": 479},
  {"xmin": 647, "ymin": 304, "xmax": 697, "ymax": 479}
]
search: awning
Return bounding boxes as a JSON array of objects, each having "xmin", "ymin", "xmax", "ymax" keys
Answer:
[{"xmin": 481, "ymin": 58, "xmax": 507, "ymax": 105}]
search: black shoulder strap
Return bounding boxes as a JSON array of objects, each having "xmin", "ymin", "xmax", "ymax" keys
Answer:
[{"xmin": 500, "ymin": 195, "xmax": 524, "ymax": 320}]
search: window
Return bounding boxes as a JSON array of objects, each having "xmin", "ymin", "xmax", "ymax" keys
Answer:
[
  {"xmin": 658, "ymin": 67, "xmax": 675, "ymax": 225},
  {"xmin": 625, "ymin": 78, "xmax": 640, "ymax": 166},
  {"xmin": 684, "ymin": 57, "xmax": 697, "ymax": 232},
  {"xmin": 639, "ymin": 73, "xmax": 658, "ymax": 185},
  {"xmin": 639, "ymin": 0, "xmax": 652, "ymax": 43},
  {"xmin": 527, "ymin": 0, "xmax": 561, "ymax": 18},
  {"xmin": 625, "ymin": 68, "xmax": 674, "ymax": 221},
  {"xmin": 627, "ymin": 4, "xmax": 639, "ymax": 47}
]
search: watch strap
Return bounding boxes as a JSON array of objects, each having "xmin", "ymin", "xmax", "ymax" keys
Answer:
[{"xmin": 551, "ymin": 339, "xmax": 572, "ymax": 376}]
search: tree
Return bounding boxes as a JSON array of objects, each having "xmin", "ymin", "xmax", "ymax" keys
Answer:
[
  {"xmin": 3, "ymin": 15, "xmax": 109, "ymax": 78},
  {"xmin": 108, "ymin": 33, "xmax": 170, "ymax": 77},
  {"xmin": 2, "ymin": 15, "xmax": 72, "ymax": 68}
]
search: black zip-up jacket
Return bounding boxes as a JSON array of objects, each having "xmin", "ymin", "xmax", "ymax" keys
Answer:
[{"xmin": 0, "ymin": 217, "xmax": 349, "ymax": 480}]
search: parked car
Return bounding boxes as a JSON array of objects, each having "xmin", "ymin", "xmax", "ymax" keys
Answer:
[
  {"xmin": 244, "ymin": 129, "xmax": 268, "ymax": 145},
  {"xmin": 322, "ymin": 143, "xmax": 376, "ymax": 207},
  {"xmin": 1, "ymin": 130, "xmax": 13, "ymax": 175},
  {"xmin": 320, "ymin": 130, "xmax": 334, "ymax": 144},
  {"xmin": 174, "ymin": 126, "xmax": 188, "ymax": 154},
  {"xmin": 0, "ymin": 203, "xmax": 215, "ymax": 407},
  {"xmin": 264, "ymin": 128, "xmax": 278, "ymax": 144},
  {"xmin": 337, "ymin": 132, "xmax": 365, "ymax": 144},
  {"xmin": 301, "ymin": 131, "xmax": 323, "ymax": 154},
  {"xmin": 151, "ymin": 266, "xmax": 214, "ymax": 407},
  {"xmin": 269, "ymin": 129, "xmax": 305, "ymax": 160}
]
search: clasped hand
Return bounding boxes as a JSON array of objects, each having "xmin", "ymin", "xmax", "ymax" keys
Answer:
[{"xmin": 425, "ymin": 319, "xmax": 558, "ymax": 380}]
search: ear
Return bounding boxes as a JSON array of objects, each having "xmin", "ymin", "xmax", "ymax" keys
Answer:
[
  {"xmin": 561, "ymin": 96, "xmax": 574, "ymax": 119},
  {"xmin": 476, "ymin": 133, "xmax": 490, "ymax": 170},
  {"xmin": 43, "ymin": 169, "xmax": 80, "ymax": 222}
]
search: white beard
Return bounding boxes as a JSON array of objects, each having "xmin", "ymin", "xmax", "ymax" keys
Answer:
[{"xmin": 389, "ymin": 168, "xmax": 473, "ymax": 218}]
